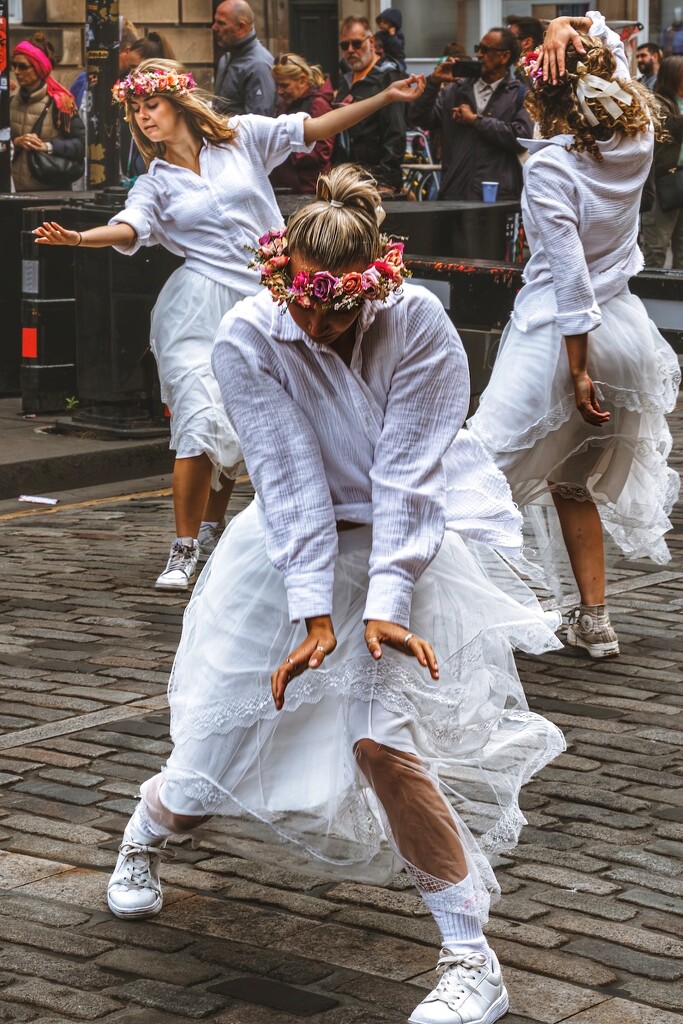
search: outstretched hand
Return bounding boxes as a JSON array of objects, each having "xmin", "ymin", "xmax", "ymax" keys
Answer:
[
  {"xmin": 573, "ymin": 372, "xmax": 610, "ymax": 425},
  {"xmin": 365, "ymin": 620, "xmax": 439, "ymax": 680},
  {"xmin": 271, "ymin": 615, "xmax": 337, "ymax": 712},
  {"xmin": 34, "ymin": 221, "xmax": 80, "ymax": 247},
  {"xmin": 384, "ymin": 74, "xmax": 426, "ymax": 104},
  {"xmin": 538, "ymin": 17, "xmax": 587, "ymax": 84}
]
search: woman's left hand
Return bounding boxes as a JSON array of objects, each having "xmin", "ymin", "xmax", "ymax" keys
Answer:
[
  {"xmin": 15, "ymin": 132, "xmax": 48, "ymax": 151},
  {"xmin": 573, "ymin": 372, "xmax": 610, "ymax": 425},
  {"xmin": 365, "ymin": 620, "xmax": 439, "ymax": 680},
  {"xmin": 271, "ymin": 614, "xmax": 337, "ymax": 712},
  {"xmin": 383, "ymin": 74, "xmax": 426, "ymax": 104}
]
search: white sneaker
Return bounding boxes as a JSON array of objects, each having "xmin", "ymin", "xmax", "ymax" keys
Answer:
[
  {"xmin": 107, "ymin": 830, "xmax": 172, "ymax": 919},
  {"xmin": 155, "ymin": 539, "xmax": 199, "ymax": 590},
  {"xmin": 409, "ymin": 950, "xmax": 508, "ymax": 1024},
  {"xmin": 197, "ymin": 521, "xmax": 225, "ymax": 563},
  {"xmin": 567, "ymin": 604, "xmax": 619, "ymax": 659}
]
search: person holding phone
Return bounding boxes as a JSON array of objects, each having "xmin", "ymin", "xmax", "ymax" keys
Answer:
[{"xmin": 409, "ymin": 27, "xmax": 532, "ymax": 200}]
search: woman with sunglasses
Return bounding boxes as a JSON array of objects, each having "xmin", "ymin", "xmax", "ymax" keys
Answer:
[
  {"xmin": 10, "ymin": 32, "xmax": 84, "ymax": 192},
  {"xmin": 34, "ymin": 59, "xmax": 425, "ymax": 591},
  {"xmin": 270, "ymin": 53, "xmax": 334, "ymax": 195},
  {"xmin": 105, "ymin": 164, "xmax": 564, "ymax": 1024},
  {"xmin": 469, "ymin": 13, "xmax": 680, "ymax": 656}
]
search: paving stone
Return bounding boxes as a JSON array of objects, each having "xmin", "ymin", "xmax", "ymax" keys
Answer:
[
  {"xmin": 0, "ymin": 891, "xmax": 89, "ymax": 926},
  {"xmin": 0, "ymin": 948, "xmax": 119, "ymax": 990},
  {"xmin": 563, "ymin": 821, "xmax": 650, "ymax": 846},
  {"xmin": 161, "ymin": 894, "xmax": 307, "ymax": 946},
  {"xmin": 484, "ymin": 917, "xmax": 568, "ymax": 947},
  {"xmin": 529, "ymin": 888, "xmax": 637, "ymax": 921},
  {"xmin": 278, "ymin": 920, "xmax": 438, "ymax": 981},
  {"xmin": 4, "ymin": 793, "xmax": 102, "ymax": 823},
  {"xmin": 11, "ymin": 780, "xmax": 101, "ymax": 805},
  {"xmin": 83, "ymin": 918, "xmax": 196, "ymax": 952},
  {"xmin": 0, "ymin": 813, "xmax": 110, "ymax": 844},
  {"xmin": 532, "ymin": 781, "xmax": 651, "ymax": 814},
  {"xmin": 94, "ymin": 946, "xmax": 221, "ymax": 985},
  {"xmin": 604, "ymin": 866, "xmax": 683, "ymax": 897},
  {"xmin": 38, "ymin": 768, "xmax": 106, "ymax": 787},
  {"xmin": 3, "ymin": 833, "xmax": 115, "ymax": 869},
  {"xmin": 489, "ymin": 895, "xmax": 549, "ymax": 922},
  {"xmin": 541, "ymin": 802, "xmax": 650, "ymax": 829},
  {"xmin": 564, "ymin": 937, "xmax": 683, "ymax": 980},
  {"xmin": 568, "ymin": 997, "xmax": 683, "ymax": 1023},
  {"xmin": 315, "ymin": 881, "xmax": 429, "ymax": 917},
  {"xmin": 0, "ymin": 914, "xmax": 113, "ymax": 957},
  {"xmin": 200, "ymin": 874, "xmax": 336, "ymax": 918},
  {"xmin": 110, "ymin": 979, "xmax": 227, "ymax": 1019},
  {"xmin": 0, "ymin": 851, "xmax": 72, "ymax": 888},
  {"xmin": 508, "ymin": 862, "xmax": 621, "ymax": 894},
  {"xmin": 332, "ymin": 971, "xmax": 429, "ymax": 1019},
  {"xmin": 542, "ymin": 911, "xmax": 683, "ymax": 957},
  {"xmin": 505, "ymin": 843, "xmax": 609, "ymax": 873},
  {"xmin": 622, "ymin": 978, "xmax": 683, "ymax": 1012},
  {"xmin": 332, "ymin": 906, "xmax": 439, "ymax": 945},
  {"xmin": 618, "ymin": 887, "xmax": 683, "ymax": 915},
  {"xmin": 493, "ymin": 938, "xmax": 618, "ymax": 985},
  {"xmin": 3, "ymin": 979, "xmax": 121, "ymax": 1019},
  {"xmin": 189, "ymin": 937, "xmax": 339, "ymax": 984},
  {"xmin": 17, "ymin": 867, "xmax": 193, "ymax": 914}
]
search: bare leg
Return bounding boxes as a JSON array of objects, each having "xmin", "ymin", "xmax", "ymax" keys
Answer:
[
  {"xmin": 551, "ymin": 491, "xmax": 605, "ymax": 605},
  {"xmin": 203, "ymin": 474, "xmax": 235, "ymax": 523},
  {"xmin": 172, "ymin": 454, "xmax": 214, "ymax": 538},
  {"xmin": 355, "ymin": 739, "xmax": 467, "ymax": 883}
]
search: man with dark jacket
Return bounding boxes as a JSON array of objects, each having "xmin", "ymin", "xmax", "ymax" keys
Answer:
[
  {"xmin": 409, "ymin": 27, "xmax": 532, "ymax": 201},
  {"xmin": 213, "ymin": 0, "xmax": 276, "ymax": 116},
  {"xmin": 335, "ymin": 16, "xmax": 405, "ymax": 194}
]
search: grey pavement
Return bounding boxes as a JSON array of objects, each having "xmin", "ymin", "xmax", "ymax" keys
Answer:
[{"xmin": 0, "ymin": 403, "xmax": 680, "ymax": 1023}]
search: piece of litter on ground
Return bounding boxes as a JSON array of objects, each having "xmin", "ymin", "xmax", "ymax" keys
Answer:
[{"xmin": 18, "ymin": 495, "xmax": 59, "ymax": 506}]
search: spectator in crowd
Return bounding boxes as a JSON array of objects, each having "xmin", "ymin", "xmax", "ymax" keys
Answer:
[
  {"xmin": 335, "ymin": 16, "xmax": 406, "ymax": 194},
  {"xmin": 410, "ymin": 27, "xmax": 532, "ymax": 201},
  {"xmin": 269, "ymin": 53, "xmax": 334, "ymax": 194},
  {"xmin": 71, "ymin": 17, "xmax": 140, "ymax": 109},
  {"xmin": 213, "ymin": 0, "xmax": 276, "ymax": 116},
  {"xmin": 642, "ymin": 55, "xmax": 683, "ymax": 267},
  {"xmin": 507, "ymin": 15, "xmax": 544, "ymax": 55},
  {"xmin": 375, "ymin": 7, "xmax": 407, "ymax": 73},
  {"xmin": 636, "ymin": 42, "xmax": 663, "ymax": 90},
  {"xmin": 10, "ymin": 32, "xmax": 85, "ymax": 192}
]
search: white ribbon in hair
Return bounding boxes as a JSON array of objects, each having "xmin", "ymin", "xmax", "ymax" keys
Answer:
[
  {"xmin": 575, "ymin": 71, "xmax": 633, "ymax": 127},
  {"xmin": 329, "ymin": 199, "xmax": 343, "ymax": 208},
  {"xmin": 375, "ymin": 204, "xmax": 386, "ymax": 226}
]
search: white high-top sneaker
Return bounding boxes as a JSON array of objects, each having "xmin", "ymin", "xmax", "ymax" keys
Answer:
[
  {"xmin": 155, "ymin": 539, "xmax": 199, "ymax": 590},
  {"xmin": 107, "ymin": 830, "xmax": 172, "ymax": 919},
  {"xmin": 409, "ymin": 950, "xmax": 508, "ymax": 1024},
  {"xmin": 197, "ymin": 521, "xmax": 225, "ymax": 563},
  {"xmin": 567, "ymin": 603, "xmax": 619, "ymax": 659}
]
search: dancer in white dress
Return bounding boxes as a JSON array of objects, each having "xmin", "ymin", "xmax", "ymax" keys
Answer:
[
  {"xmin": 469, "ymin": 12, "xmax": 680, "ymax": 658},
  {"xmin": 105, "ymin": 166, "xmax": 565, "ymax": 1024},
  {"xmin": 34, "ymin": 58, "xmax": 425, "ymax": 590}
]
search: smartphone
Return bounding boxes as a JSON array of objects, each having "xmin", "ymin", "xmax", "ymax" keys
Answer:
[{"xmin": 450, "ymin": 59, "xmax": 481, "ymax": 78}]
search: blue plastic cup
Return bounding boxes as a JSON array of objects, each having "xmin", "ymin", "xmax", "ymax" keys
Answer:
[{"xmin": 481, "ymin": 181, "xmax": 499, "ymax": 203}]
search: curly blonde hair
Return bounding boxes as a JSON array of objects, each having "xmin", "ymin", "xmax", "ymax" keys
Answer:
[
  {"xmin": 525, "ymin": 35, "xmax": 663, "ymax": 160},
  {"xmin": 124, "ymin": 59, "xmax": 236, "ymax": 167}
]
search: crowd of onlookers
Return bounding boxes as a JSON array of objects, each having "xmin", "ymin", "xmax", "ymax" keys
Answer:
[{"xmin": 7, "ymin": 1, "xmax": 683, "ymax": 267}]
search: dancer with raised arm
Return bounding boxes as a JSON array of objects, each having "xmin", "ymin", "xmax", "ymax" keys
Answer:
[
  {"xmin": 34, "ymin": 59, "xmax": 424, "ymax": 590},
  {"xmin": 470, "ymin": 12, "xmax": 680, "ymax": 658},
  {"xmin": 104, "ymin": 165, "xmax": 565, "ymax": 1024}
]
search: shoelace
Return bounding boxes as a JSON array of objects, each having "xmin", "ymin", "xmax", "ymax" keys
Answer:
[
  {"xmin": 432, "ymin": 951, "xmax": 490, "ymax": 1004},
  {"xmin": 167, "ymin": 543, "xmax": 196, "ymax": 571},
  {"xmin": 116, "ymin": 840, "xmax": 173, "ymax": 890}
]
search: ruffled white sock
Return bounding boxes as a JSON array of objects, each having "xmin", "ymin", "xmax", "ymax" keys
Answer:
[
  {"xmin": 126, "ymin": 801, "xmax": 174, "ymax": 845},
  {"xmin": 421, "ymin": 877, "xmax": 491, "ymax": 958}
]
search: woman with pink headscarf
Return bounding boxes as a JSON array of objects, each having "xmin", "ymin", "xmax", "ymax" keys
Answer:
[{"xmin": 10, "ymin": 33, "xmax": 84, "ymax": 192}]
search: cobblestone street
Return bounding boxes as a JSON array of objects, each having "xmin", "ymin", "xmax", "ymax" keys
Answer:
[{"xmin": 0, "ymin": 402, "xmax": 680, "ymax": 1024}]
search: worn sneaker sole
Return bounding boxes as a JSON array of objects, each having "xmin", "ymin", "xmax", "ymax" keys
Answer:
[
  {"xmin": 409, "ymin": 987, "xmax": 509, "ymax": 1024},
  {"xmin": 567, "ymin": 626, "xmax": 619, "ymax": 659},
  {"xmin": 155, "ymin": 575, "xmax": 193, "ymax": 590},
  {"xmin": 107, "ymin": 892, "xmax": 163, "ymax": 919}
]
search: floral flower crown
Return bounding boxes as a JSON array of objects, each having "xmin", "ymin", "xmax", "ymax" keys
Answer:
[
  {"xmin": 521, "ymin": 51, "xmax": 544, "ymax": 81},
  {"xmin": 522, "ymin": 49, "xmax": 633, "ymax": 127},
  {"xmin": 247, "ymin": 230, "xmax": 409, "ymax": 310},
  {"xmin": 112, "ymin": 69, "xmax": 197, "ymax": 105}
]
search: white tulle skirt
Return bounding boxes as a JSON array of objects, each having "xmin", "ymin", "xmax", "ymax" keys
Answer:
[
  {"xmin": 469, "ymin": 288, "xmax": 681, "ymax": 597},
  {"xmin": 150, "ymin": 266, "xmax": 245, "ymax": 484},
  {"xmin": 155, "ymin": 499, "xmax": 565, "ymax": 921}
]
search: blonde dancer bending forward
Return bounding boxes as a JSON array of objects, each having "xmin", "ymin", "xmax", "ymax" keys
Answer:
[{"xmin": 107, "ymin": 166, "xmax": 565, "ymax": 1024}]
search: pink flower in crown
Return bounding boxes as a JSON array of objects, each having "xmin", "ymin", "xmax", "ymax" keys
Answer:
[
  {"xmin": 291, "ymin": 270, "xmax": 312, "ymax": 292},
  {"xmin": 361, "ymin": 266, "xmax": 382, "ymax": 298},
  {"xmin": 268, "ymin": 255, "xmax": 289, "ymax": 271},
  {"xmin": 383, "ymin": 243, "xmax": 405, "ymax": 269},
  {"xmin": 310, "ymin": 272, "xmax": 338, "ymax": 302},
  {"xmin": 292, "ymin": 291, "xmax": 314, "ymax": 308},
  {"xmin": 374, "ymin": 259, "xmax": 402, "ymax": 281}
]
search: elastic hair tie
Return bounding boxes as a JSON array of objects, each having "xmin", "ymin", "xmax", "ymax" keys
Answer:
[{"xmin": 329, "ymin": 199, "xmax": 343, "ymax": 208}]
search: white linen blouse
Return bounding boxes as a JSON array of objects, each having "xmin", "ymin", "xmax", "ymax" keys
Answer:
[
  {"xmin": 211, "ymin": 285, "xmax": 523, "ymax": 627},
  {"xmin": 513, "ymin": 11, "xmax": 652, "ymax": 336},
  {"xmin": 109, "ymin": 113, "xmax": 313, "ymax": 294}
]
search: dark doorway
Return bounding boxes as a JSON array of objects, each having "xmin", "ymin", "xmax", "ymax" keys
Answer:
[{"xmin": 289, "ymin": 0, "xmax": 339, "ymax": 87}]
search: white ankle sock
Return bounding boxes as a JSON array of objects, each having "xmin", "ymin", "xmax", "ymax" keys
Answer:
[
  {"xmin": 200, "ymin": 520, "xmax": 219, "ymax": 529},
  {"xmin": 421, "ymin": 877, "xmax": 491, "ymax": 957},
  {"xmin": 174, "ymin": 536, "xmax": 195, "ymax": 547},
  {"xmin": 126, "ymin": 801, "xmax": 174, "ymax": 845}
]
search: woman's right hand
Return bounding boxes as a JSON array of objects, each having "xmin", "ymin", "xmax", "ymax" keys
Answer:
[
  {"xmin": 573, "ymin": 372, "xmax": 610, "ymax": 425},
  {"xmin": 271, "ymin": 614, "xmax": 337, "ymax": 712},
  {"xmin": 33, "ymin": 221, "xmax": 81, "ymax": 247}
]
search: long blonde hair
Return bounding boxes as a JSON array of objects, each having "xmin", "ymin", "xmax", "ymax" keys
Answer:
[
  {"xmin": 124, "ymin": 58, "xmax": 236, "ymax": 167},
  {"xmin": 525, "ymin": 35, "xmax": 664, "ymax": 160},
  {"xmin": 286, "ymin": 165, "xmax": 383, "ymax": 272}
]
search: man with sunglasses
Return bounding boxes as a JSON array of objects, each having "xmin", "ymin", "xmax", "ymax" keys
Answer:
[
  {"xmin": 334, "ymin": 16, "xmax": 406, "ymax": 194},
  {"xmin": 213, "ymin": 0, "xmax": 276, "ymax": 116},
  {"xmin": 409, "ymin": 27, "xmax": 532, "ymax": 201}
]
